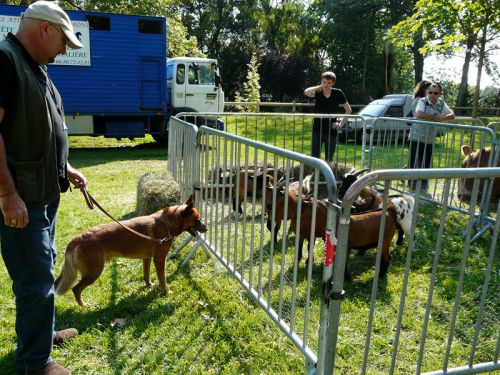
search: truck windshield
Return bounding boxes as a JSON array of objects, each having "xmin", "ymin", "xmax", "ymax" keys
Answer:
[
  {"xmin": 358, "ymin": 104, "xmax": 387, "ymax": 117},
  {"xmin": 188, "ymin": 63, "xmax": 216, "ymax": 85}
]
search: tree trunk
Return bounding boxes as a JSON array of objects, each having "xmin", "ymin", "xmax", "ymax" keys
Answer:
[
  {"xmin": 495, "ymin": 88, "xmax": 500, "ymax": 116},
  {"xmin": 472, "ymin": 28, "xmax": 487, "ymax": 118},
  {"xmin": 412, "ymin": 29, "xmax": 424, "ymax": 84},
  {"xmin": 455, "ymin": 34, "xmax": 476, "ymax": 116},
  {"xmin": 361, "ymin": 14, "xmax": 373, "ymax": 98},
  {"xmin": 385, "ymin": 43, "xmax": 395, "ymax": 94}
]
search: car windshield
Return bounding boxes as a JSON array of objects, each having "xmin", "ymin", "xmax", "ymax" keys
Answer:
[{"xmin": 359, "ymin": 104, "xmax": 387, "ymax": 117}]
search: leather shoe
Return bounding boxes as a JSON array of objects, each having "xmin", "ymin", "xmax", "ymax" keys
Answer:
[
  {"xmin": 21, "ymin": 361, "xmax": 70, "ymax": 375},
  {"xmin": 53, "ymin": 328, "xmax": 78, "ymax": 346}
]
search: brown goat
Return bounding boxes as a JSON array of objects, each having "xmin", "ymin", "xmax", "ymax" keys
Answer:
[
  {"xmin": 264, "ymin": 175, "xmax": 313, "ymax": 242},
  {"xmin": 293, "ymin": 196, "xmax": 414, "ymax": 278},
  {"xmin": 459, "ymin": 145, "xmax": 500, "ymax": 202},
  {"xmin": 232, "ymin": 171, "xmax": 274, "ymax": 213},
  {"xmin": 265, "ymin": 183, "xmax": 300, "ymax": 243}
]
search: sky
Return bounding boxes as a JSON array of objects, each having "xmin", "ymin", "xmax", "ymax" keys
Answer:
[{"xmin": 424, "ymin": 50, "xmax": 500, "ymax": 89}]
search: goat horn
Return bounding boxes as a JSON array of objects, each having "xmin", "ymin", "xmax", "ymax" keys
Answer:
[
  {"xmin": 346, "ymin": 167, "xmax": 356, "ymax": 176},
  {"xmin": 276, "ymin": 176, "xmax": 285, "ymax": 186},
  {"xmin": 352, "ymin": 168, "xmax": 370, "ymax": 177}
]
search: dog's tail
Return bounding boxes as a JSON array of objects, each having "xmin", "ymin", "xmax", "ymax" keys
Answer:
[
  {"xmin": 55, "ymin": 240, "xmax": 79, "ymax": 295},
  {"xmin": 391, "ymin": 194, "xmax": 415, "ymax": 235}
]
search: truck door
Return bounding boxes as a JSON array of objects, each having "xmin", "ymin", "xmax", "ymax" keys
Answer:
[
  {"xmin": 171, "ymin": 63, "xmax": 187, "ymax": 109},
  {"xmin": 185, "ymin": 62, "xmax": 219, "ymax": 112},
  {"xmin": 140, "ymin": 57, "xmax": 164, "ymax": 110}
]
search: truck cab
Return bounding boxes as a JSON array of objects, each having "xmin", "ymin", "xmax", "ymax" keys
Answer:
[{"xmin": 166, "ymin": 57, "xmax": 224, "ymax": 116}]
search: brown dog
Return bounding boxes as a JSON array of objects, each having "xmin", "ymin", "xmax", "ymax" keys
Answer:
[{"xmin": 55, "ymin": 194, "xmax": 207, "ymax": 306}]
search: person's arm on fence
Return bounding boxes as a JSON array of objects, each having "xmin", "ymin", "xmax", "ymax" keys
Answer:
[
  {"xmin": 339, "ymin": 100, "xmax": 352, "ymax": 127},
  {"xmin": 439, "ymin": 103, "xmax": 455, "ymax": 122}
]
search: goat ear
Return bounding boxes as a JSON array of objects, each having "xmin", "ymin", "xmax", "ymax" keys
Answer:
[
  {"xmin": 184, "ymin": 194, "xmax": 194, "ymax": 206},
  {"xmin": 461, "ymin": 145, "xmax": 471, "ymax": 156}
]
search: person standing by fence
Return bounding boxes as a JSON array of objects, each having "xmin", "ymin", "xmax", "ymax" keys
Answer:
[
  {"xmin": 408, "ymin": 83, "xmax": 455, "ymax": 190},
  {"xmin": 304, "ymin": 71, "xmax": 352, "ymax": 162},
  {"xmin": 410, "ymin": 80, "xmax": 433, "ymax": 116},
  {"xmin": 0, "ymin": 2, "xmax": 88, "ymax": 374}
]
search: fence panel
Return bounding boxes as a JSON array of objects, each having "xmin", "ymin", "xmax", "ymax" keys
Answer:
[
  {"xmin": 168, "ymin": 116, "xmax": 339, "ymax": 373},
  {"xmin": 176, "ymin": 112, "xmax": 369, "ymax": 170},
  {"xmin": 167, "ymin": 116, "xmax": 199, "ymax": 200},
  {"xmin": 326, "ymin": 168, "xmax": 500, "ymax": 375},
  {"xmin": 168, "ymin": 114, "xmax": 499, "ymax": 375}
]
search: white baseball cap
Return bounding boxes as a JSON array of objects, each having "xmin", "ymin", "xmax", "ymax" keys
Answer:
[{"xmin": 22, "ymin": 1, "xmax": 83, "ymax": 49}]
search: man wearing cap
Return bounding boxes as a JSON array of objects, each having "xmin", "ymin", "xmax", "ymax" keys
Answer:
[{"xmin": 0, "ymin": 1, "xmax": 86, "ymax": 374}]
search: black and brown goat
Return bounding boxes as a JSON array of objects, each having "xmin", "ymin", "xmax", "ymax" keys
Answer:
[
  {"xmin": 338, "ymin": 168, "xmax": 405, "ymax": 246},
  {"xmin": 293, "ymin": 195, "xmax": 414, "ymax": 278},
  {"xmin": 232, "ymin": 170, "xmax": 274, "ymax": 213}
]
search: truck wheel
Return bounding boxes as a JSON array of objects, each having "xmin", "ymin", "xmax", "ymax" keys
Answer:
[{"xmin": 153, "ymin": 132, "xmax": 168, "ymax": 145}]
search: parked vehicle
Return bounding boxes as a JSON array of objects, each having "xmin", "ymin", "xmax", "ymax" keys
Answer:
[
  {"xmin": 0, "ymin": 4, "xmax": 224, "ymax": 143},
  {"xmin": 341, "ymin": 94, "xmax": 412, "ymax": 142}
]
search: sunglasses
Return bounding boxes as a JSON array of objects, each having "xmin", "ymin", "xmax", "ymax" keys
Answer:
[{"xmin": 427, "ymin": 91, "xmax": 440, "ymax": 95}]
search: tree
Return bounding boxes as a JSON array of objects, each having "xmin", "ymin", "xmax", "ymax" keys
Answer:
[
  {"xmin": 388, "ymin": 0, "xmax": 500, "ymax": 116},
  {"xmin": 234, "ymin": 53, "xmax": 261, "ymax": 112},
  {"xmin": 259, "ymin": 53, "xmax": 311, "ymax": 101}
]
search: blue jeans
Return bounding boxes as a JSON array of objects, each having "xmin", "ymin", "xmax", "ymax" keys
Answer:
[{"xmin": 0, "ymin": 200, "xmax": 59, "ymax": 372}]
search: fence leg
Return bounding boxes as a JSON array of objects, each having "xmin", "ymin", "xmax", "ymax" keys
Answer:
[
  {"xmin": 179, "ymin": 235, "xmax": 214, "ymax": 267},
  {"xmin": 306, "ymin": 361, "xmax": 317, "ymax": 375},
  {"xmin": 166, "ymin": 235, "xmax": 193, "ymax": 260},
  {"xmin": 470, "ymin": 221, "xmax": 494, "ymax": 243},
  {"xmin": 180, "ymin": 238, "xmax": 202, "ymax": 267}
]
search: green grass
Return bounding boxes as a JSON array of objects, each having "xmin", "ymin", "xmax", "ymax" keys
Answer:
[
  {"xmin": 0, "ymin": 135, "xmax": 305, "ymax": 374},
  {"xmin": 1, "ymin": 132, "xmax": 498, "ymax": 374}
]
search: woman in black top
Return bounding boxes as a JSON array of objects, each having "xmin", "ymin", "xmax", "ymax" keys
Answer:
[{"xmin": 304, "ymin": 71, "xmax": 352, "ymax": 162}]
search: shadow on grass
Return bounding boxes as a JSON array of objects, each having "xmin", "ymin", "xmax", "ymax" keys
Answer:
[
  {"xmin": 68, "ymin": 143, "xmax": 167, "ymax": 170},
  {"xmin": 0, "ymin": 350, "xmax": 16, "ymax": 375}
]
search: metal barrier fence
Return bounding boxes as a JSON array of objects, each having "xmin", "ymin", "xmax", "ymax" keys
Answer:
[
  {"xmin": 167, "ymin": 117, "xmax": 199, "ymax": 199},
  {"xmin": 167, "ymin": 115, "xmax": 500, "ymax": 374},
  {"xmin": 327, "ymin": 168, "xmax": 500, "ymax": 375},
  {"xmin": 223, "ymin": 101, "xmax": 500, "ymax": 117},
  {"xmin": 175, "ymin": 112, "xmax": 370, "ymax": 169},
  {"xmin": 175, "ymin": 113, "xmax": 498, "ymax": 212},
  {"xmin": 167, "ymin": 115, "xmax": 339, "ymax": 372}
]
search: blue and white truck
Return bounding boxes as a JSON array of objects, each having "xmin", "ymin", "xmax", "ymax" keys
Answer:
[{"xmin": 0, "ymin": 4, "xmax": 224, "ymax": 143}]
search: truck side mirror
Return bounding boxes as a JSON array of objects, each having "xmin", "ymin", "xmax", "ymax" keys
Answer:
[{"xmin": 215, "ymin": 74, "xmax": 221, "ymax": 90}]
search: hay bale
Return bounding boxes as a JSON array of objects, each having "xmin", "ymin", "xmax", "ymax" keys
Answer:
[{"xmin": 136, "ymin": 172, "xmax": 181, "ymax": 216}]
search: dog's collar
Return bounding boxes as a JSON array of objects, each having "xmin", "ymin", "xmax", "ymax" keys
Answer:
[{"xmin": 158, "ymin": 225, "xmax": 171, "ymax": 245}]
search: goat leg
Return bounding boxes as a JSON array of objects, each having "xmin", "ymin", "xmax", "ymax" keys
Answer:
[{"xmin": 396, "ymin": 228, "xmax": 404, "ymax": 246}]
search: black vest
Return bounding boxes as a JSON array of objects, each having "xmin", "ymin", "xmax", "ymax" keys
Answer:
[{"xmin": 0, "ymin": 38, "xmax": 61, "ymax": 204}]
